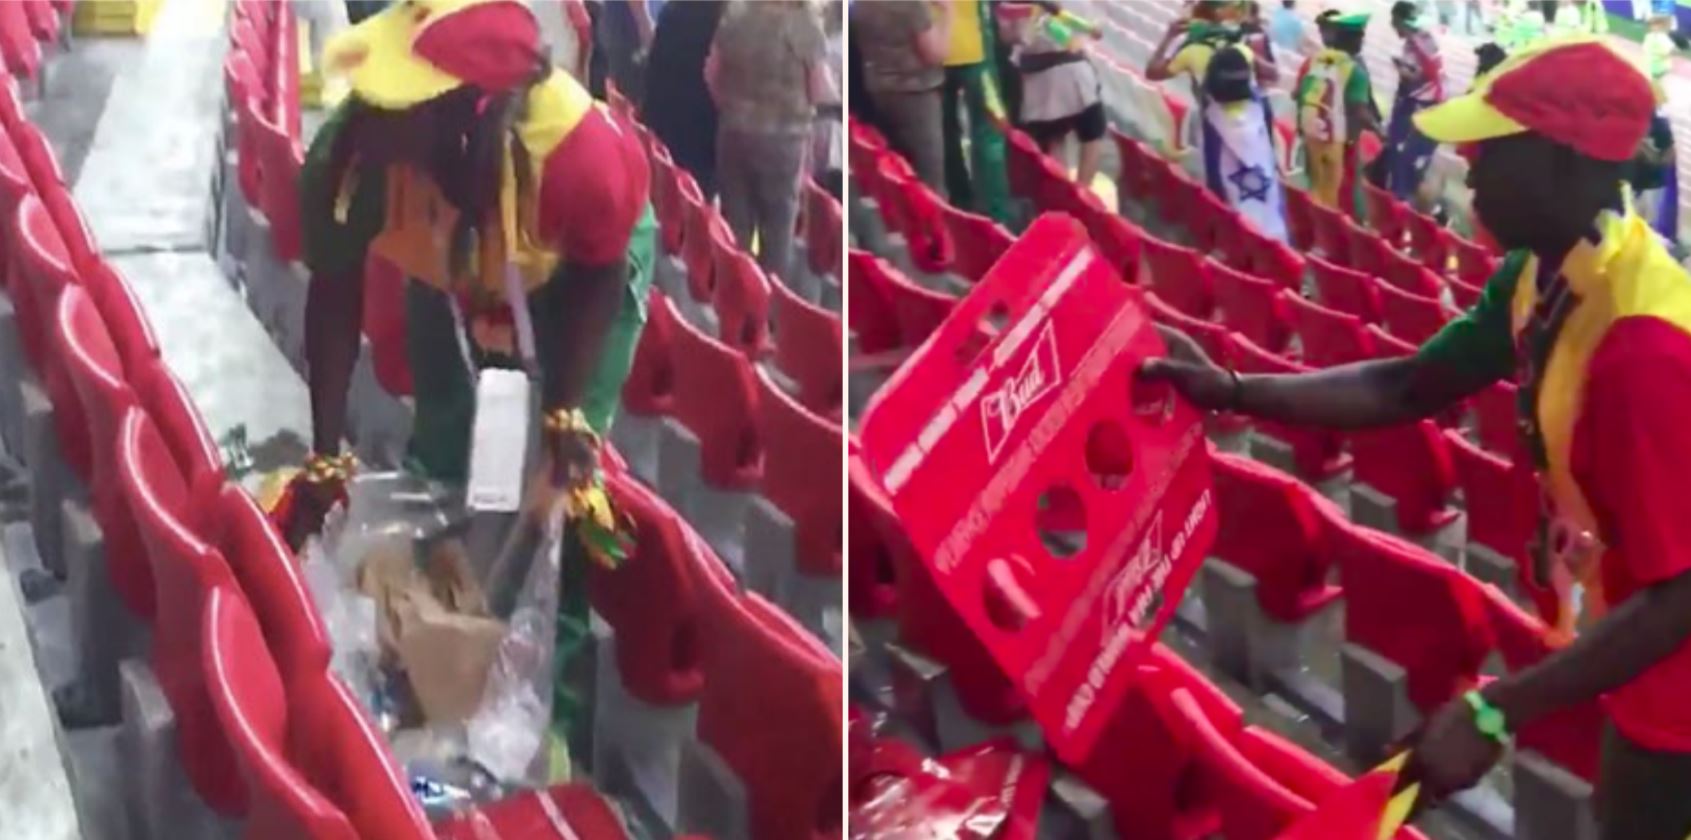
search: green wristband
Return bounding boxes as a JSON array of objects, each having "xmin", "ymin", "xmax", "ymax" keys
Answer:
[{"xmin": 1463, "ymin": 690, "xmax": 1511, "ymax": 744}]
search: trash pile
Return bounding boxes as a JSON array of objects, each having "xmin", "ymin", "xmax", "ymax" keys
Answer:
[{"xmin": 299, "ymin": 471, "xmax": 569, "ymax": 820}]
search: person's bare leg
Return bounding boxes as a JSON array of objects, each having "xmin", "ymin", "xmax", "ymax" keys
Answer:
[{"xmin": 1077, "ymin": 137, "xmax": 1104, "ymax": 190}]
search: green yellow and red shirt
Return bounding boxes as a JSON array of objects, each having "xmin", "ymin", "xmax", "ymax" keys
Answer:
[{"xmin": 1418, "ymin": 202, "xmax": 1691, "ymax": 753}]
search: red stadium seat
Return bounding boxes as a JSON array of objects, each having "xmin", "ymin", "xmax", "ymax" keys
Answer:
[
  {"xmin": 1246, "ymin": 234, "xmax": 1305, "ymax": 292},
  {"xmin": 802, "ymin": 180, "xmax": 842, "ymax": 279},
  {"xmin": 621, "ymin": 287, "xmax": 677, "ymax": 418},
  {"xmin": 1402, "ymin": 209, "xmax": 1451, "ymax": 270},
  {"xmin": 1283, "ymin": 185, "xmax": 1316, "ymax": 251},
  {"xmin": 1350, "ymin": 420, "xmax": 1459, "ymax": 536},
  {"xmin": 1362, "ymin": 184, "xmax": 1407, "ymax": 247},
  {"xmin": 874, "ymin": 153, "xmax": 952, "ymax": 274},
  {"xmin": 1308, "ymin": 253, "xmax": 1380, "ymax": 323},
  {"xmin": 1165, "ymin": 688, "xmax": 1311, "ymax": 840},
  {"xmin": 769, "ymin": 276, "xmax": 842, "ymax": 418},
  {"xmin": 1110, "ymin": 128, "xmax": 1157, "ymax": 212},
  {"xmin": 1444, "ymin": 430, "xmax": 1557, "ymax": 622},
  {"xmin": 1073, "ymin": 200, "xmax": 1146, "ymax": 285},
  {"xmin": 696, "ymin": 593, "xmax": 843, "ymax": 840},
  {"xmin": 1188, "ymin": 186, "xmax": 1239, "ymax": 257},
  {"xmin": 1307, "ymin": 199, "xmax": 1348, "ymax": 261},
  {"xmin": 588, "ymin": 473, "xmax": 706, "ymax": 704},
  {"xmin": 210, "ymin": 485, "xmax": 331, "ymax": 682},
  {"xmin": 1450, "ymin": 234, "xmax": 1499, "ymax": 288},
  {"xmin": 118, "ymin": 409, "xmax": 245, "ymax": 814},
  {"xmin": 1342, "ymin": 217, "xmax": 1392, "ymax": 279},
  {"xmin": 285, "ymin": 668, "xmax": 434, "ymax": 839},
  {"xmin": 1210, "ymin": 450, "xmax": 1344, "ymax": 622},
  {"xmin": 81, "ymin": 259, "xmax": 161, "ymax": 375},
  {"xmin": 1365, "ymin": 323, "xmax": 1417, "ymax": 358},
  {"xmin": 255, "ymin": 108, "xmax": 304, "ymax": 262},
  {"xmin": 844, "ymin": 249, "xmax": 902, "ymax": 356},
  {"xmin": 649, "ymin": 143, "xmax": 684, "ymax": 256},
  {"xmin": 1329, "ymin": 522, "xmax": 1493, "ymax": 713},
  {"xmin": 0, "ymin": 3, "xmax": 41, "ymax": 81},
  {"xmin": 203, "ymin": 588, "xmax": 362, "ymax": 840},
  {"xmin": 130, "ymin": 357, "xmax": 225, "ymax": 506},
  {"xmin": 846, "ymin": 448, "xmax": 902, "ymax": 620},
  {"xmin": 1471, "ymin": 380, "xmax": 1521, "ymax": 458},
  {"xmin": 54, "ymin": 286, "xmax": 154, "ymax": 619},
  {"xmin": 25, "ymin": 0, "xmax": 59, "ymax": 46},
  {"xmin": 0, "ymin": 126, "xmax": 31, "ymax": 281},
  {"xmin": 1381, "ymin": 244, "xmax": 1445, "ymax": 298},
  {"xmin": 1375, "ymin": 280, "xmax": 1451, "ymax": 345},
  {"xmin": 668, "ymin": 296, "xmax": 763, "ymax": 489},
  {"xmin": 435, "ymin": 786, "xmax": 633, "ymax": 840},
  {"xmin": 847, "ymin": 248, "xmax": 954, "ymax": 349},
  {"xmin": 1235, "ymin": 727, "xmax": 1349, "ymax": 801},
  {"xmin": 936, "ymin": 201, "xmax": 1013, "ymax": 284},
  {"xmin": 1231, "ymin": 334, "xmax": 1350, "ymax": 481},
  {"xmin": 756, "ymin": 368, "xmax": 842, "ymax": 579},
  {"xmin": 18, "ymin": 195, "xmax": 95, "ymax": 484},
  {"xmin": 680, "ymin": 174, "xmax": 721, "ymax": 303},
  {"xmin": 1210, "ymin": 261, "xmax": 1290, "ymax": 352},
  {"xmin": 1480, "ymin": 585, "xmax": 1601, "ymax": 782},
  {"xmin": 1141, "ymin": 235, "xmax": 1212, "ymax": 318},
  {"xmin": 1144, "ymin": 291, "xmax": 1235, "ymax": 367},
  {"xmin": 1447, "ymin": 274, "xmax": 1484, "ymax": 310},
  {"xmin": 710, "ymin": 229, "xmax": 772, "ymax": 354},
  {"xmin": 1285, "ymin": 293, "xmax": 1375, "ymax": 367}
]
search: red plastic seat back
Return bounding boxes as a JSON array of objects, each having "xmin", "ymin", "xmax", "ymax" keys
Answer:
[
  {"xmin": 877, "ymin": 155, "xmax": 953, "ymax": 274},
  {"xmin": 1074, "ymin": 669, "xmax": 1228, "ymax": 840},
  {"xmin": 1362, "ymin": 184, "xmax": 1406, "ymax": 246},
  {"xmin": 1144, "ymin": 291, "xmax": 1235, "ymax": 368},
  {"xmin": 1376, "ymin": 280, "xmax": 1450, "ymax": 345},
  {"xmin": 1235, "ymin": 727, "xmax": 1349, "ymax": 803},
  {"xmin": 668, "ymin": 296, "xmax": 763, "ymax": 488},
  {"xmin": 1472, "ymin": 381, "xmax": 1521, "ymax": 458},
  {"xmin": 1308, "ymin": 253, "xmax": 1381, "ymax": 323},
  {"xmin": 1381, "ymin": 244, "xmax": 1445, "ymax": 298},
  {"xmin": 37, "ymin": 183, "xmax": 98, "ymax": 277},
  {"xmin": 81, "ymin": 259, "xmax": 162, "ymax": 374},
  {"xmin": 848, "ymin": 248, "xmax": 954, "ymax": 348},
  {"xmin": 117, "ymin": 409, "xmax": 245, "ymax": 814},
  {"xmin": 1283, "ymin": 185, "xmax": 1316, "ymax": 251},
  {"xmin": 936, "ymin": 202, "xmax": 1012, "ymax": 284},
  {"xmin": 130, "ymin": 356, "xmax": 225, "ymax": 507},
  {"xmin": 256, "ymin": 113, "xmax": 305, "ymax": 262},
  {"xmin": 204, "ymin": 588, "xmax": 360, "ymax": 840},
  {"xmin": 18, "ymin": 194, "xmax": 93, "ymax": 481},
  {"xmin": 1450, "ymin": 235, "xmax": 1499, "ymax": 287},
  {"xmin": 1480, "ymin": 585, "xmax": 1601, "ymax": 781},
  {"xmin": 1330, "ymin": 522, "xmax": 1493, "ymax": 712},
  {"xmin": 650, "ymin": 143, "xmax": 684, "ymax": 256},
  {"xmin": 435, "ymin": 786, "xmax": 633, "ymax": 840},
  {"xmin": 1209, "ymin": 261, "xmax": 1290, "ymax": 352},
  {"xmin": 803, "ymin": 180, "xmax": 842, "ymax": 279},
  {"xmin": 679, "ymin": 174, "xmax": 718, "ymax": 302},
  {"xmin": 1188, "ymin": 184, "xmax": 1237, "ymax": 256},
  {"xmin": 769, "ymin": 277, "xmax": 842, "ymax": 417},
  {"xmin": 1110, "ymin": 128, "xmax": 1155, "ymax": 208},
  {"xmin": 1210, "ymin": 451, "xmax": 1342, "ymax": 622},
  {"xmin": 1141, "ymin": 235, "xmax": 1212, "ymax": 318},
  {"xmin": 1166, "ymin": 688, "xmax": 1312, "ymax": 840},
  {"xmin": 621, "ymin": 286, "xmax": 676, "ymax": 417},
  {"xmin": 0, "ymin": 3, "xmax": 41, "ymax": 80},
  {"xmin": 846, "ymin": 449, "xmax": 903, "ymax": 619},
  {"xmin": 1285, "ymin": 293, "xmax": 1374, "ymax": 368},
  {"xmin": 755, "ymin": 368, "xmax": 842, "ymax": 577},
  {"xmin": 697, "ymin": 592, "xmax": 844, "ymax": 840},
  {"xmin": 845, "ymin": 248, "xmax": 902, "ymax": 355},
  {"xmin": 1343, "ymin": 217, "xmax": 1393, "ymax": 279},
  {"xmin": 1247, "ymin": 235, "xmax": 1306, "ymax": 292},
  {"xmin": 588, "ymin": 472, "xmax": 705, "ymax": 704},
  {"xmin": 709, "ymin": 231, "xmax": 772, "ymax": 354},
  {"xmin": 1349, "ymin": 420, "xmax": 1457, "ymax": 535},
  {"xmin": 1403, "ymin": 210, "xmax": 1452, "ymax": 269},
  {"xmin": 1075, "ymin": 202, "xmax": 1145, "ymax": 285},
  {"xmin": 286, "ymin": 669, "xmax": 434, "ymax": 839},
  {"xmin": 1308, "ymin": 200, "xmax": 1348, "ymax": 261},
  {"xmin": 213, "ymin": 485, "xmax": 332, "ymax": 682},
  {"xmin": 1444, "ymin": 430, "xmax": 1556, "ymax": 621}
]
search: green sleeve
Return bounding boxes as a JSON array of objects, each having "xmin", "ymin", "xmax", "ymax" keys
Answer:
[
  {"xmin": 299, "ymin": 101, "xmax": 388, "ymax": 279},
  {"xmin": 1343, "ymin": 62, "xmax": 1372, "ymax": 106},
  {"xmin": 1414, "ymin": 250, "xmax": 1528, "ymax": 385}
]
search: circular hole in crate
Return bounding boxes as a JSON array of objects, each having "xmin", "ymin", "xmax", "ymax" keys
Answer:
[{"xmin": 1035, "ymin": 484, "xmax": 1087, "ymax": 558}]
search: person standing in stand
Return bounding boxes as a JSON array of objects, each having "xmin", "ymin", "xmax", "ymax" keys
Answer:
[
  {"xmin": 1141, "ymin": 39, "xmax": 1691, "ymax": 840},
  {"xmin": 1385, "ymin": 1, "xmax": 1444, "ymax": 206},
  {"xmin": 939, "ymin": 0, "xmax": 1014, "ymax": 224},
  {"xmin": 1294, "ymin": 12, "xmax": 1379, "ymax": 215}
]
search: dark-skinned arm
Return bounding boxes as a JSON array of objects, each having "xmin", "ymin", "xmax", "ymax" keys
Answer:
[
  {"xmin": 1233, "ymin": 354, "xmax": 1490, "ymax": 429},
  {"xmin": 1144, "ymin": 20, "xmax": 1191, "ymax": 81},
  {"xmin": 1482, "ymin": 572, "xmax": 1691, "ymax": 729},
  {"xmin": 531, "ymin": 257, "xmax": 627, "ymax": 483}
]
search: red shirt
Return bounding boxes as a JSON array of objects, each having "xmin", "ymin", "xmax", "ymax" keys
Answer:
[
  {"xmin": 1573, "ymin": 316, "xmax": 1691, "ymax": 751},
  {"xmin": 536, "ymin": 104, "xmax": 650, "ymax": 267}
]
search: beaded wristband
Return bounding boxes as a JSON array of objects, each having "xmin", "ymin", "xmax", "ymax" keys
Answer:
[
  {"xmin": 302, "ymin": 451, "xmax": 358, "ymax": 485},
  {"xmin": 542, "ymin": 407, "xmax": 601, "ymax": 449}
]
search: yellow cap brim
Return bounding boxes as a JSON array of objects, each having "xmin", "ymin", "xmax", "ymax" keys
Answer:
[
  {"xmin": 323, "ymin": 3, "xmax": 462, "ymax": 110},
  {"xmin": 1412, "ymin": 92, "xmax": 1527, "ymax": 146}
]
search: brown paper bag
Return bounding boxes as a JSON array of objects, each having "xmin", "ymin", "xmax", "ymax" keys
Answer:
[
  {"xmin": 422, "ymin": 538, "xmax": 488, "ymax": 617},
  {"xmin": 392, "ymin": 588, "xmax": 507, "ymax": 724},
  {"xmin": 357, "ymin": 535, "xmax": 421, "ymax": 661}
]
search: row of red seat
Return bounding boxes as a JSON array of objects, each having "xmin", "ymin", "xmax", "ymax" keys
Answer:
[{"xmin": 0, "ymin": 0, "xmax": 69, "ymax": 85}]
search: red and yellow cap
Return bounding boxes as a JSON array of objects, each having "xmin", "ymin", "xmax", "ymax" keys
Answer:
[
  {"xmin": 323, "ymin": 0, "xmax": 542, "ymax": 110},
  {"xmin": 1413, "ymin": 37, "xmax": 1656, "ymax": 163}
]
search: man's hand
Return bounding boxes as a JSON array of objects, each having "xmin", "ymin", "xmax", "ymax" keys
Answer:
[
  {"xmin": 1161, "ymin": 18, "xmax": 1190, "ymax": 42},
  {"xmin": 549, "ymin": 426, "xmax": 600, "ymax": 490},
  {"xmin": 1400, "ymin": 698, "xmax": 1505, "ymax": 807},
  {"xmin": 1137, "ymin": 327, "xmax": 1238, "ymax": 412}
]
